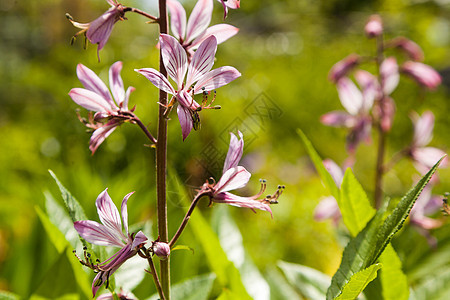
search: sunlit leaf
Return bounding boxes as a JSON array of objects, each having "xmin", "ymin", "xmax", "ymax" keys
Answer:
[
  {"xmin": 412, "ymin": 267, "xmax": 450, "ymax": 300},
  {"xmin": 379, "ymin": 247, "xmax": 409, "ymax": 300},
  {"xmin": 147, "ymin": 273, "xmax": 216, "ymax": 300},
  {"xmin": 265, "ymin": 266, "xmax": 302, "ymax": 300},
  {"xmin": 335, "ymin": 263, "xmax": 381, "ymax": 300}
]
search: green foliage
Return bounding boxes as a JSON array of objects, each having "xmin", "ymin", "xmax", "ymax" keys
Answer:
[
  {"xmin": 335, "ymin": 264, "xmax": 382, "ymax": 300},
  {"xmin": 147, "ymin": 273, "xmax": 215, "ymax": 300}
]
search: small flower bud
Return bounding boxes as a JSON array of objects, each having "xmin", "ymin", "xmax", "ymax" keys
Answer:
[
  {"xmin": 328, "ymin": 54, "xmax": 360, "ymax": 83},
  {"xmin": 365, "ymin": 15, "xmax": 383, "ymax": 38},
  {"xmin": 387, "ymin": 37, "xmax": 424, "ymax": 61},
  {"xmin": 153, "ymin": 242, "xmax": 170, "ymax": 260},
  {"xmin": 401, "ymin": 61, "xmax": 441, "ymax": 89}
]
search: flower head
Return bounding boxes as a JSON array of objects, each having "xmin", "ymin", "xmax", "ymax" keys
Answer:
[
  {"xmin": 67, "ymin": 0, "xmax": 126, "ymax": 60},
  {"xmin": 328, "ymin": 54, "xmax": 360, "ymax": 83},
  {"xmin": 201, "ymin": 131, "xmax": 283, "ymax": 217},
  {"xmin": 152, "ymin": 242, "xmax": 171, "ymax": 260},
  {"xmin": 69, "ymin": 61, "xmax": 135, "ymax": 154},
  {"xmin": 167, "ymin": 0, "xmax": 239, "ymax": 58},
  {"xmin": 387, "ymin": 37, "xmax": 424, "ymax": 61},
  {"xmin": 217, "ymin": 0, "xmax": 240, "ymax": 19},
  {"xmin": 136, "ymin": 34, "xmax": 241, "ymax": 140},
  {"xmin": 364, "ymin": 14, "xmax": 383, "ymax": 38},
  {"xmin": 74, "ymin": 189, "xmax": 148, "ymax": 296},
  {"xmin": 401, "ymin": 61, "xmax": 442, "ymax": 89}
]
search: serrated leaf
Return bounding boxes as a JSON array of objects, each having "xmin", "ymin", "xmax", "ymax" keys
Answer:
[
  {"xmin": 147, "ymin": 273, "xmax": 216, "ymax": 300},
  {"xmin": 298, "ymin": 129, "xmax": 340, "ymax": 200},
  {"xmin": 169, "ymin": 173, "xmax": 252, "ymax": 299},
  {"xmin": 277, "ymin": 260, "xmax": 330, "ymax": 299},
  {"xmin": 327, "ymin": 157, "xmax": 443, "ymax": 299},
  {"xmin": 335, "ymin": 263, "xmax": 381, "ymax": 300}
]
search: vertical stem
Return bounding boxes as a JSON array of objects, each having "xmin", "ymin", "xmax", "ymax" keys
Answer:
[
  {"xmin": 374, "ymin": 34, "xmax": 385, "ymax": 209},
  {"xmin": 157, "ymin": 0, "xmax": 170, "ymax": 298}
]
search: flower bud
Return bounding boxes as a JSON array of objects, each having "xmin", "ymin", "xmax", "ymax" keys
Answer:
[
  {"xmin": 328, "ymin": 54, "xmax": 360, "ymax": 83},
  {"xmin": 401, "ymin": 61, "xmax": 441, "ymax": 89},
  {"xmin": 365, "ymin": 15, "xmax": 383, "ymax": 38},
  {"xmin": 153, "ymin": 242, "xmax": 170, "ymax": 260},
  {"xmin": 387, "ymin": 37, "xmax": 424, "ymax": 61}
]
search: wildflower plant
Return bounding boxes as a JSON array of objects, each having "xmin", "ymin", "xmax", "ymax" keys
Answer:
[{"xmin": 36, "ymin": 1, "xmax": 448, "ymax": 299}]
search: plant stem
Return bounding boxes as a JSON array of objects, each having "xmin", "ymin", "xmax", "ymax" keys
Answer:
[
  {"xmin": 169, "ymin": 191, "xmax": 210, "ymax": 248},
  {"xmin": 125, "ymin": 7, "xmax": 158, "ymax": 21},
  {"xmin": 146, "ymin": 253, "xmax": 166, "ymax": 300},
  {"xmin": 156, "ymin": 0, "xmax": 170, "ymax": 298}
]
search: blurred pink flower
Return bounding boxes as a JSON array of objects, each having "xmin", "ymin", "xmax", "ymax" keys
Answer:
[
  {"xmin": 203, "ymin": 131, "xmax": 283, "ymax": 216},
  {"xmin": 364, "ymin": 15, "xmax": 383, "ymax": 38},
  {"xmin": 401, "ymin": 61, "xmax": 442, "ymax": 89},
  {"xmin": 409, "ymin": 111, "xmax": 447, "ymax": 174},
  {"xmin": 74, "ymin": 189, "xmax": 148, "ymax": 296},
  {"xmin": 167, "ymin": 0, "xmax": 239, "ymax": 58},
  {"xmin": 136, "ymin": 34, "xmax": 240, "ymax": 140},
  {"xmin": 321, "ymin": 71, "xmax": 377, "ymax": 152},
  {"xmin": 387, "ymin": 37, "xmax": 424, "ymax": 61},
  {"xmin": 328, "ymin": 54, "xmax": 360, "ymax": 83},
  {"xmin": 68, "ymin": 0, "xmax": 126, "ymax": 60},
  {"xmin": 217, "ymin": 0, "xmax": 240, "ymax": 18},
  {"xmin": 68, "ymin": 61, "xmax": 135, "ymax": 153},
  {"xmin": 380, "ymin": 57, "xmax": 399, "ymax": 95}
]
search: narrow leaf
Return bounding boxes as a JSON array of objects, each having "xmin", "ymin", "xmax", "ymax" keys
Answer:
[
  {"xmin": 379, "ymin": 247, "xmax": 409, "ymax": 300},
  {"xmin": 147, "ymin": 273, "xmax": 216, "ymax": 300},
  {"xmin": 298, "ymin": 129, "xmax": 340, "ymax": 200},
  {"xmin": 335, "ymin": 264, "xmax": 382, "ymax": 300}
]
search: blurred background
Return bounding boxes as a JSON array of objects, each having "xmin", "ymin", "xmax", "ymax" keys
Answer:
[{"xmin": 1, "ymin": 0, "xmax": 449, "ymax": 298}]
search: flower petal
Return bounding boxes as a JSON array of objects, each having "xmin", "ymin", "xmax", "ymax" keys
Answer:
[
  {"xmin": 186, "ymin": 35, "xmax": 217, "ymax": 88},
  {"xmin": 76, "ymin": 64, "xmax": 115, "ymax": 107},
  {"xmin": 122, "ymin": 86, "xmax": 135, "ymax": 111},
  {"xmin": 223, "ymin": 131, "xmax": 244, "ymax": 173},
  {"xmin": 121, "ymin": 192, "xmax": 134, "ymax": 235},
  {"xmin": 87, "ymin": 7, "xmax": 119, "ymax": 51},
  {"xmin": 190, "ymin": 24, "xmax": 239, "ymax": 49},
  {"xmin": 109, "ymin": 61, "xmax": 125, "ymax": 106},
  {"xmin": 380, "ymin": 57, "xmax": 399, "ymax": 95},
  {"xmin": 401, "ymin": 61, "xmax": 441, "ymax": 89},
  {"xmin": 160, "ymin": 34, "xmax": 188, "ymax": 89},
  {"xmin": 135, "ymin": 67, "xmax": 175, "ymax": 95},
  {"xmin": 96, "ymin": 189, "xmax": 125, "ymax": 241},
  {"xmin": 69, "ymin": 88, "xmax": 113, "ymax": 113},
  {"xmin": 213, "ymin": 192, "xmax": 272, "ymax": 216},
  {"xmin": 89, "ymin": 120, "xmax": 120, "ymax": 154},
  {"xmin": 193, "ymin": 66, "xmax": 241, "ymax": 93},
  {"xmin": 320, "ymin": 111, "xmax": 355, "ymax": 128},
  {"xmin": 314, "ymin": 196, "xmax": 341, "ymax": 221},
  {"xmin": 412, "ymin": 147, "xmax": 448, "ymax": 170},
  {"xmin": 167, "ymin": 0, "xmax": 187, "ymax": 40},
  {"xmin": 186, "ymin": 0, "xmax": 213, "ymax": 43},
  {"xmin": 177, "ymin": 105, "xmax": 193, "ymax": 140},
  {"xmin": 323, "ymin": 159, "xmax": 344, "ymax": 186},
  {"xmin": 354, "ymin": 70, "xmax": 378, "ymax": 112},
  {"xmin": 215, "ymin": 166, "xmax": 251, "ymax": 194},
  {"xmin": 131, "ymin": 231, "xmax": 148, "ymax": 249},
  {"xmin": 412, "ymin": 111, "xmax": 434, "ymax": 147},
  {"xmin": 74, "ymin": 220, "xmax": 124, "ymax": 247},
  {"xmin": 336, "ymin": 77, "xmax": 363, "ymax": 115}
]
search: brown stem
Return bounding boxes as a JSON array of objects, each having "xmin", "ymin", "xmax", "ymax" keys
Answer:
[
  {"xmin": 144, "ymin": 251, "xmax": 166, "ymax": 300},
  {"xmin": 156, "ymin": 0, "xmax": 170, "ymax": 298},
  {"xmin": 124, "ymin": 7, "xmax": 158, "ymax": 21},
  {"xmin": 169, "ymin": 191, "xmax": 210, "ymax": 248},
  {"xmin": 132, "ymin": 116, "xmax": 157, "ymax": 144}
]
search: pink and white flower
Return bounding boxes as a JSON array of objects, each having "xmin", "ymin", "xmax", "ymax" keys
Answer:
[
  {"xmin": 74, "ymin": 189, "xmax": 148, "ymax": 296},
  {"xmin": 401, "ymin": 61, "xmax": 442, "ymax": 90},
  {"xmin": 364, "ymin": 15, "xmax": 383, "ymax": 38},
  {"xmin": 167, "ymin": 0, "xmax": 239, "ymax": 58},
  {"xmin": 217, "ymin": 0, "xmax": 240, "ymax": 18},
  {"xmin": 136, "ymin": 34, "xmax": 241, "ymax": 140},
  {"xmin": 202, "ymin": 131, "xmax": 283, "ymax": 216},
  {"xmin": 69, "ymin": 61, "xmax": 135, "ymax": 153},
  {"xmin": 321, "ymin": 70, "xmax": 377, "ymax": 152},
  {"xmin": 67, "ymin": 0, "xmax": 126, "ymax": 60}
]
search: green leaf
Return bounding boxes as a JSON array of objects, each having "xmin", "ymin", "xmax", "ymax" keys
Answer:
[
  {"xmin": 0, "ymin": 291, "xmax": 21, "ymax": 300},
  {"xmin": 326, "ymin": 157, "xmax": 443, "ymax": 299},
  {"xmin": 169, "ymin": 173, "xmax": 252, "ymax": 300},
  {"xmin": 298, "ymin": 129, "xmax": 340, "ymax": 200},
  {"xmin": 265, "ymin": 266, "xmax": 302, "ymax": 300},
  {"xmin": 412, "ymin": 267, "xmax": 450, "ymax": 300},
  {"xmin": 379, "ymin": 247, "xmax": 409, "ymax": 300},
  {"xmin": 339, "ymin": 169, "xmax": 375, "ymax": 236},
  {"xmin": 277, "ymin": 260, "xmax": 330, "ymax": 299},
  {"xmin": 335, "ymin": 264, "xmax": 382, "ymax": 300},
  {"xmin": 147, "ymin": 273, "xmax": 216, "ymax": 300}
]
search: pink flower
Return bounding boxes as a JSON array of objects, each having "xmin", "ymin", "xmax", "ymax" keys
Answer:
[
  {"xmin": 202, "ymin": 131, "xmax": 283, "ymax": 216},
  {"xmin": 321, "ymin": 71, "xmax": 377, "ymax": 152},
  {"xmin": 380, "ymin": 57, "xmax": 399, "ymax": 95},
  {"xmin": 387, "ymin": 37, "xmax": 424, "ymax": 61},
  {"xmin": 364, "ymin": 15, "xmax": 383, "ymax": 38},
  {"xmin": 167, "ymin": 0, "xmax": 239, "ymax": 58},
  {"xmin": 328, "ymin": 54, "xmax": 360, "ymax": 83},
  {"xmin": 68, "ymin": 0, "xmax": 126, "ymax": 60},
  {"xmin": 409, "ymin": 111, "xmax": 447, "ymax": 174},
  {"xmin": 401, "ymin": 61, "xmax": 442, "ymax": 89},
  {"xmin": 152, "ymin": 242, "xmax": 171, "ymax": 260},
  {"xmin": 217, "ymin": 0, "xmax": 240, "ymax": 18},
  {"xmin": 74, "ymin": 189, "xmax": 148, "ymax": 296},
  {"xmin": 69, "ymin": 61, "xmax": 135, "ymax": 153},
  {"xmin": 136, "ymin": 34, "xmax": 241, "ymax": 140}
]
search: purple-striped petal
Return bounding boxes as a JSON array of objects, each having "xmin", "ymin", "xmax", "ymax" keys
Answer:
[
  {"xmin": 223, "ymin": 131, "xmax": 244, "ymax": 173},
  {"xmin": 193, "ymin": 66, "xmax": 241, "ymax": 93},
  {"xmin": 135, "ymin": 67, "xmax": 175, "ymax": 95},
  {"xmin": 401, "ymin": 61, "xmax": 441, "ymax": 89},
  {"xmin": 320, "ymin": 111, "xmax": 355, "ymax": 128},
  {"xmin": 336, "ymin": 77, "xmax": 363, "ymax": 115},
  {"xmin": 354, "ymin": 70, "xmax": 378, "ymax": 112},
  {"xmin": 186, "ymin": 35, "xmax": 217, "ymax": 88},
  {"xmin": 89, "ymin": 120, "xmax": 120, "ymax": 154},
  {"xmin": 121, "ymin": 192, "xmax": 134, "ymax": 235},
  {"xmin": 96, "ymin": 189, "xmax": 125, "ymax": 241},
  {"xmin": 160, "ymin": 34, "xmax": 188, "ymax": 89},
  {"xmin": 131, "ymin": 231, "xmax": 148, "ymax": 249},
  {"xmin": 87, "ymin": 6, "xmax": 119, "ymax": 51},
  {"xmin": 109, "ymin": 61, "xmax": 125, "ymax": 106},
  {"xmin": 76, "ymin": 64, "xmax": 115, "ymax": 107},
  {"xmin": 215, "ymin": 166, "xmax": 251, "ymax": 194},
  {"xmin": 190, "ymin": 24, "xmax": 239, "ymax": 49},
  {"xmin": 167, "ymin": 0, "xmax": 187, "ymax": 40},
  {"xmin": 186, "ymin": 0, "xmax": 213, "ymax": 43},
  {"xmin": 177, "ymin": 105, "xmax": 193, "ymax": 140},
  {"xmin": 69, "ymin": 88, "xmax": 114, "ymax": 113},
  {"xmin": 74, "ymin": 220, "xmax": 124, "ymax": 247},
  {"xmin": 214, "ymin": 192, "xmax": 272, "ymax": 216},
  {"xmin": 122, "ymin": 86, "xmax": 135, "ymax": 110}
]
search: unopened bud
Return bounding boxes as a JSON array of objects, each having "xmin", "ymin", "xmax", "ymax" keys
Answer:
[
  {"xmin": 401, "ymin": 61, "xmax": 441, "ymax": 90},
  {"xmin": 365, "ymin": 15, "xmax": 383, "ymax": 38},
  {"xmin": 153, "ymin": 242, "xmax": 170, "ymax": 260},
  {"xmin": 387, "ymin": 37, "xmax": 424, "ymax": 61},
  {"xmin": 328, "ymin": 54, "xmax": 360, "ymax": 83}
]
